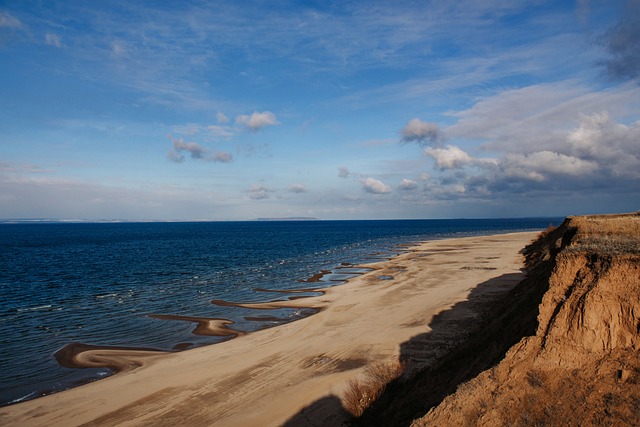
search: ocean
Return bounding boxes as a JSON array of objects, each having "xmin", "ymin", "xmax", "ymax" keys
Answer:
[{"xmin": 0, "ymin": 218, "xmax": 560, "ymax": 405}]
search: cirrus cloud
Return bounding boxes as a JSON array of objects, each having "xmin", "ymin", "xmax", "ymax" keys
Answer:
[{"xmin": 0, "ymin": 11, "xmax": 22, "ymax": 28}]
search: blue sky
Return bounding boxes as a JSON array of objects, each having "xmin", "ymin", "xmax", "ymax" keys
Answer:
[{"xmin": 1, "ymin": 0, "xmax": 639, "ymax": 220}]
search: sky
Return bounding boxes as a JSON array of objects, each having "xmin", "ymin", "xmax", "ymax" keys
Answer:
[{"xmin": 1, "ymin": 0, "xmax": 639, "ymax": 221}]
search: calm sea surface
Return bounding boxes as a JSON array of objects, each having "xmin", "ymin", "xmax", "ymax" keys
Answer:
[{"xmin": 0, "ymin": 218, "xmax": 560, "ymax": 405}]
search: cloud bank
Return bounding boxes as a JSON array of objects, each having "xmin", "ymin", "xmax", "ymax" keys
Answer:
[{"xmin": 415, "ymin": 111, "xmax": 640, "ymax": 200}]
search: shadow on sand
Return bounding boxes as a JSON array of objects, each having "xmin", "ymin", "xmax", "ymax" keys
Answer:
[{"xmin": 281, "ymin": 265, "xmax": 551, "ymax": 426}]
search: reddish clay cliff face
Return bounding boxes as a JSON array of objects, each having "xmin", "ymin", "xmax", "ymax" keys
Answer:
[{"xmin": 415, "ymin": 213, "xmax": 640, "ymax": 426}]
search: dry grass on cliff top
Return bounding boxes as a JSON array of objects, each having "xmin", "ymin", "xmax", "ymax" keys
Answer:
[{"xmin": 568, "ymin": 212, "xmax": 640, "ymax": 255}]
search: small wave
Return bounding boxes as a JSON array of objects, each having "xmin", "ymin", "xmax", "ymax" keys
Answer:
[
  {"xmin": 96, "ymin": 293, "xmax": 118, "ymax": 299},
  {"xmin": 16, "ymin": 305, "xmax": 52, "ymax": 312},
  {"xmin": 9, "ymin": 390, "xmax": 38, "ymax": 404}
]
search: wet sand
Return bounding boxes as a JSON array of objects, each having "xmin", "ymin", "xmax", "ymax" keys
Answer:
[{"xmin": 0, "ymin": 232, "xmax": 538, "ymax": 426}]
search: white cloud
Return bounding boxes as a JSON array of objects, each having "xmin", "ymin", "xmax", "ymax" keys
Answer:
[
  {"xmin": 45, "ymin": 33, "xmax": 62, "ymax": 48},
  {"xmin": 167, "ymin": 149, "xmax": 185, "ymax": 163},
  {"xmin": 412, "ymin": 82, "xmax": 640, "ymax": 204},
  {"xmin": 501, "ymin": 151, "xmax": 599, "ymax": 182},
  {"xmin": 446, "ymin": 82, "xmax": 640, "ymax": 153},
  {"xmin": 211, "ymin": 151, "xmax": 233, "ymax": 163},
  {"xmin": 398, "ymin": 179, "xmax": 418, "ymax": 191},
  {"xmin": 236, "ymin": 111, "xmax": 279, "ymax": 131},
  {"xmin": 361, "ymin": 177, "xmax": 391, "ymax": 194},
  {"xmin": 400, "ymin": 118, "xmax": 444, "ymax": 145},
  {"xmin": 289, "ymin": 183, "xmax": 307, "ymax": 193},
  {"xmin": 216, "ymin": 112, "xmax": 229, "ymax": 123},
  {"xmin": 0, "ymin": 11, "xmax": 22, "ymax": 28},
  {"xmin": 167, "ymin": 135, "xmax": 233, "ymax": 163},
  {"xmin": 111, "ymin": 40, "xmax": 126, "ymax": 56},
  {"xmin": 424, "ymin": 145, "xmax": 474, "ymax": 170},
  {"xmin": 424, "ymin": 145, "xmax": 498, "ymax": 170},
  {"xmin": 338, "ymin": 166, "xmax": 350, "ymax": 178},
  {"xmin": 566, "ymin": 112, "xmax": 640, "ymax": 178},
  {"xmin": 248, "ymin": 184, "xmax": 271, "ymax": 200},
  {"xmin": 169, "ymin": 137, "xmax": 206, "ymax": 161}
]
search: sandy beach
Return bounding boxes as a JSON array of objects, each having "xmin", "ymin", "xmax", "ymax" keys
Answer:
[{"xmin": 0, "ymin": 231, "xmax": 538, "ymax": 426}]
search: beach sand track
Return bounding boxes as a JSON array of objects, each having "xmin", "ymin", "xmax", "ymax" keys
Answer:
[{"xmin": 0, "ymin": 231, "xmax": 538, "ymax": 427}]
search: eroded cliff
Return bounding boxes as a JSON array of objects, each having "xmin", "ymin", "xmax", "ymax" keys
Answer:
[{"xmin": 415, "ymin": 213, "xmax": 640, "ymax": 426}]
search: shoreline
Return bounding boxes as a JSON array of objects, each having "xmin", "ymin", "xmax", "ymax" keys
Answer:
[{"xmin": 0, "ymin": 231, "xmax": 539, "ymax": 426}]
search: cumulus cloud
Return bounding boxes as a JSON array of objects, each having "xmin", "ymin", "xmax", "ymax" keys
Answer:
[
  {"xmin": 236, "ymin": 111, "xmax": 279, "ymax": 131},
  {"xmin": 424, "ymin": 145, "xmax": 498, "ymax": 170},
  {"xmin": 289, "ymin": 183, "xmax": 307, "ymax": 193},
  {"xmin": 45, "ymin": 33, "xmax": 62, "ymax": 47},
  {"xmin": 211, "ymin": 151, "xmax": 233, "ymax": 163},
  {"xmin": 566, "ymin": 111, "xmax": 640, "ymax": 178},
  {"xmin": 361, "ymin": 177, "xmax": 391, "ymax": 194},
  {"xmin": 248, "ymin": 184, "xmax": 271, "ymax": 200},
  {"xmin": 167, "ymin": 136, "xmax": 233, "ymax": 163},
  {"xmin": 501, "ymin": 151, "xmax": 599, "ymax": 182},
  {"xmin": 398, "ymin": 179, "xmax": 418, "ymax": 190},
  {"xmin": 446, "ymin": 82, "xmax": 640, "ymax": 154},
  {"xmin": 424, "ymin": 145, "xmax": 474, "ymax": 170},
  {"xmin": 420, "ymin": 109, "xmax": 640, "ymax": 201},
  {"xmin": 600, "ymin": 1, "xmax": 640, "ymax": 81},
  {"xmin": 338, "ymin": 166, "xmax": 350, "ymax": 178},
  {"xmin": 400, "ymin": 118, "xmax": 445, "ymax": 146},
  {"xmin": 395, "ymin": 85, "xmax": 640, "ymax": 211},
  {"xmin": 169, "ymin": 137, "xmax": 206, "ymax": 161}
]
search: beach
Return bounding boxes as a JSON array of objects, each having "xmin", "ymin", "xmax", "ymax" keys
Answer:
[{"xmin": 0, "ymin": 231, "xmax": 539, "ymax": 426}]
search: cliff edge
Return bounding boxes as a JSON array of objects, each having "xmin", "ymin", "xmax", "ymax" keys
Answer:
[{"xmin": 415, "ymin": 212, "xmax": 640, "ymax": 426}]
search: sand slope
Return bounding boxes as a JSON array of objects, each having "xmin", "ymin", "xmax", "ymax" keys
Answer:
[
  {"xmin": 415, "ymin": 213, "xmax": 640, "ymax": 426},
  {"xmin": 0, "ymin": 232, "xmax": 537, "ymax": 427}
]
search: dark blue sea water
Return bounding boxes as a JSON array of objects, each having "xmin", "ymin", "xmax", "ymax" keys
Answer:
[{"xmin": 0, "ymin": 218, "xmax": 560, "ymax": 405}]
